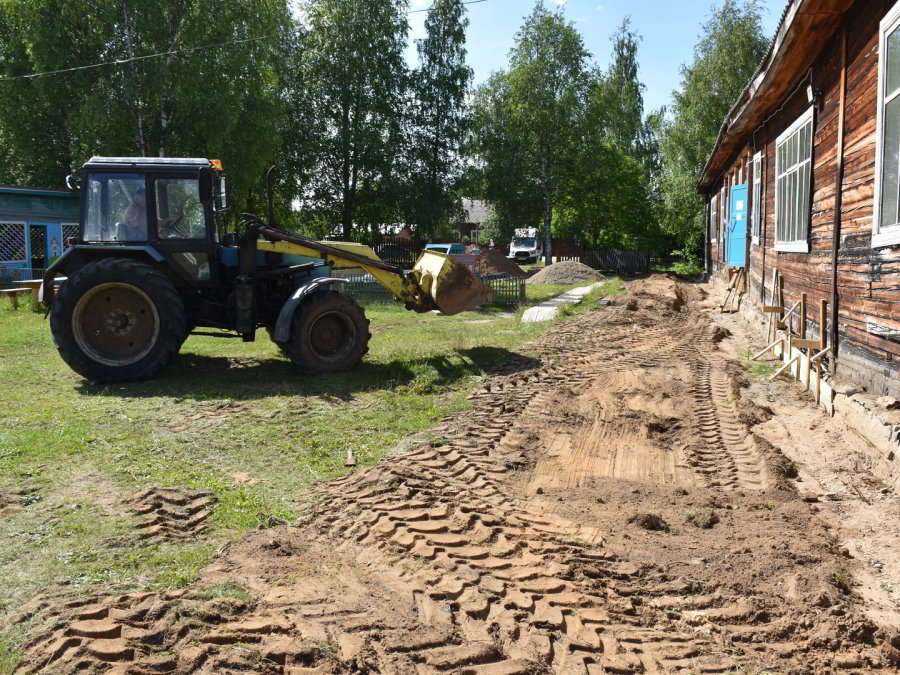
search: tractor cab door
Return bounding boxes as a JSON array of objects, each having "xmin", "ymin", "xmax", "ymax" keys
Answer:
[
  {"xmin": 80, "ymin": 169, "xmax": 218, "ymax": 287},
  {"xmin": 149, "ymin": 172, "xmax": 219, "ymax": 287}
]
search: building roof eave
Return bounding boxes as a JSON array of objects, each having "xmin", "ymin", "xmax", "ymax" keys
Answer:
[{"xmin": 696, "ymin": 0, "xmax": 845, "ymax": 193}]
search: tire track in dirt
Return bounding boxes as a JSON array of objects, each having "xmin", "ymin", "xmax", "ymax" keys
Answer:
[
  {"xmin": 9, "ymin": 277, "xmax": 888, "ymax": 673},
  {"xmin": 126, "ymin": 487, "xmax": 216, "ymax": 542}
]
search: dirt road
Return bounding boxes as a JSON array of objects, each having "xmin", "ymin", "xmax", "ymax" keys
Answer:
[{"xmin": 11, "ymin": 277, "xmax": 895, "ymax": 673}]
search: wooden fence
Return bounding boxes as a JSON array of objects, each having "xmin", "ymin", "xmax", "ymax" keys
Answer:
[
  {"xmin": 339, "ymin": 272, "xmax": 525, "ymax": 308},
  {"xmin": 550, "ymin": 241, "xmax": 648, "ymax": 274}
]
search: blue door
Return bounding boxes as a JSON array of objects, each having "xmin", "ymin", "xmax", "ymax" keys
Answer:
[{"xmin": 727, "ymin": 184, "xmax": 748, "ymax": 268}]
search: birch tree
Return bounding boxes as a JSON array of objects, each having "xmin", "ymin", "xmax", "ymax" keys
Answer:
[
  {"xmin": 405, "ymin": 0, "xmax": 472, "ymax": 237},
  {"xmin": 289, "ymin": 0, "xmax": 409, "ymax": 239}
]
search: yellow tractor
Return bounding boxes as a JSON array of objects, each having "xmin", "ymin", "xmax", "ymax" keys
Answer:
[{"xmin": 42, "ymin": 157, "xmax": 491, "ymax": 382}]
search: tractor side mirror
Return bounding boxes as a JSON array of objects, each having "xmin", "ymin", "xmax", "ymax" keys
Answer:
[
  {"xmin": 198, "ymin": 168, "xmax": 213, "ymax": 205},
  {"xmin": 217, "ymin": 176, "xmax": 230, "ymax": 211}
]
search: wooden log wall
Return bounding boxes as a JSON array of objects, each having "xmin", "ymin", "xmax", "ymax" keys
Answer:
[{"xmin": 705, "ymin": 0, "xmax": 900, "ymax": 397}]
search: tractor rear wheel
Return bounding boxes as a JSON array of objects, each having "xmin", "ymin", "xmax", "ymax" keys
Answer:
[
  {"xmin": 50, "ymin": 258, "xmax": 186, "ymax": 383},
  {"xmin": 285, "ymin": 290, "xmax": 370, "ymax": 374}
]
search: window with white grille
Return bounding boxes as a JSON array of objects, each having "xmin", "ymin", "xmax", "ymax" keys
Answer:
[
  {"xmin": 0, "ymin": 222, "xmax": 27, "ymax": 263},
  {"xmin": 775, "ymin": 107, "xmax": 814, "ymax": 252},
  {"xmin": 710, "ymin": 194, "xmax": 718, "ymax": 243},
  {"xmin": 874, "ymin": 1, "xmax": 900, "ymax": 247},
  {"xmin": 751, "ymin": 152, "xmax": 763, "ymax": 243}
]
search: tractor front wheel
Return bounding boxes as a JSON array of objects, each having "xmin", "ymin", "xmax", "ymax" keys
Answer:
[
  {"xmin": 50, "ymin": 258, "xmax": 186, "ymax": 383},
  {"xmin": 285, "ymin": 291, "xmax": 370, "ymax": 374}
]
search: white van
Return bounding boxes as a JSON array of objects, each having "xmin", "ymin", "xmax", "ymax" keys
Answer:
[{"xmin": 508, "ymin": 228, "xmax": 542, "ymax": 264}]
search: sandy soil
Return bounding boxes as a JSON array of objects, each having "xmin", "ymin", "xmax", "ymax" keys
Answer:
[
  {"xmin": 8, "ymin": 275, "xmax": 898, "ymax": 673},
  {"xmin": 467, "ymin": 248, "xmax": 526, "ymax": 278},
  {"xmin": 713, "ymin": 294, "xmax": 900, "ymax": 636}
]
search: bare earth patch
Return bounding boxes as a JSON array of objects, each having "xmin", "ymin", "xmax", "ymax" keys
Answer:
[{"xmin": 5, "ymin": 277, "xmax": 895, "ymax": 672}]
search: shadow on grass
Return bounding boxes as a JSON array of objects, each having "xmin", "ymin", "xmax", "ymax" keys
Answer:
[{"xmin": 74, "ymin": 346, "xmax": 536, "ymax": 401}]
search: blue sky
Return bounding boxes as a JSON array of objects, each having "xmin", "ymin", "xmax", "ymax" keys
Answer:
[{"xmin": 406, "ymin": 0, "xmax": 785, "ymax": 113}]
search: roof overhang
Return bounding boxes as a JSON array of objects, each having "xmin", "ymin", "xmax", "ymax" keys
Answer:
[
  {"xmin": 696, "ymin": 0, "xmax": 846, "ymax": 193},
  {"xmin": 0, "ymin": 185, "xmax": 75, "ymax": 197}
]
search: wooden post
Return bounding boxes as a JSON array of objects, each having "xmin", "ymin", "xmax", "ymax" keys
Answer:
[
  {"xmin": 819, "ymin": 299, "xmax": 827, "ymax": 350},
  {"xmin": 767, "ymin": 268, "xmax": 778, "ymax": 343},
  {"xmin": 830, "ymin": 25, "xmax": 847, "ymax": 364},
  {"xmin": 800, "ymin": 293, "xmax": 807, "ymax": 340}
]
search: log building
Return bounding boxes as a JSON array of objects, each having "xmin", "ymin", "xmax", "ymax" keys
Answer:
[{"xmin": 701, "ymin": 0, "xmax": 900, "ymax": 397}]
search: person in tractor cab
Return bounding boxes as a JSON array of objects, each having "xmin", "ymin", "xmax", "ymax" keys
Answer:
[
  {"xmin": 120, "ymin": 188, "xmax": 148, "ymax": 240},
  {"xmin": 120, "ymin": 187, "xmax": 183, "ymax": 240}
]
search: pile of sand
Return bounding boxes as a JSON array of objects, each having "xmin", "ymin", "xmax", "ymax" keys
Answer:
[
  {"xmin": 466, "ymin": 247, "xmax": 526, "ymax": 277},
  {"xmin": 527, "ymin": 260, "xmax": 605, "ymax": 284}
]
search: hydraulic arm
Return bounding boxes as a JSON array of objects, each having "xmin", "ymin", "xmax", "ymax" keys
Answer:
[{"xmin": 254, "ymin": 225, "xmax": 491, "ymax": 315}]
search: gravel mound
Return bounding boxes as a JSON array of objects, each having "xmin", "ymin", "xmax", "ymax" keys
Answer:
[{"xmin": 527, "ymin": 260, "xmax": 605, "ymax": 284}]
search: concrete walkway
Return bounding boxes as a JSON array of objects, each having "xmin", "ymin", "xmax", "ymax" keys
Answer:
[{"xmin": 521, "ymin": 282, "xmax": 605, "ymax": 323}]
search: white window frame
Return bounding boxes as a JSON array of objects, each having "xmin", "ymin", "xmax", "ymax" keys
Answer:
[
  {"xmin": 751, "ymin": 152, "xmax": 763, "ymax": 244},
  {"xmin": 710, "ymin": 193, "xmax": 718, "ymax": 243},
  {"xmin": 873, "ymin": 2, "xmax": 900, "ymax": 248},
  {"xmin": 722, "ymin": 184, "xmax": 730, "ymax": 261},
  {"xmin": 775, "ymin": 106, "xmax": 814, "ymax": 253},
  {"xmin": 0, "ymin": 221, "xmax": 28, "ymax": 263}
]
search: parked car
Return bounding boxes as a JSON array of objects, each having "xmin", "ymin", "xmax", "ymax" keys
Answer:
[{"xmin": 425, "ymin": 243, "xmax": 466, "ymax": 255}]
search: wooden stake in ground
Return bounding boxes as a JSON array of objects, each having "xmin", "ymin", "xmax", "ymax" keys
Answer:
[{"xmin": 800, "ymin": 292, "xmax": 807, "ymax": 340}]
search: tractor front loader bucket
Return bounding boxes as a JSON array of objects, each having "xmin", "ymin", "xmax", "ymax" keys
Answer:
[
  {"xmin": 254, "ymin": 226, "xmax": 492, "ymax": 315},
  {"xmin": 411, "ymin": 251, "xmax": 492, "ymax": 315}
]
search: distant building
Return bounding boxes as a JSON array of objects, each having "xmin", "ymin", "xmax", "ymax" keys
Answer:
[
  {"xmin": 0, "ymin": 185, "xmax": 79, "ymax": 285},
  {"xmin": 459, "ymin": 199, "xmax": 493, "ymax": 240}
]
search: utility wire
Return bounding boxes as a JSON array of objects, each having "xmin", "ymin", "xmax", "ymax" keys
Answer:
[
  {"xmin": 0, "ymin": 0, "xmax": 489, "ymax": 83},
  {"xmin": 0, "ymin": 34, "xmax": 271, "ymax": 82}
]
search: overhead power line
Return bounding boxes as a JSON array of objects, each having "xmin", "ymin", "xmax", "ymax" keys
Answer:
[
  {"xmin": 0, "ymin": 0, "xmax": 489, "ymax": 83},
  {"xmin": 0, "ymin": 34, "xmax": 271, "ymax": 83}
]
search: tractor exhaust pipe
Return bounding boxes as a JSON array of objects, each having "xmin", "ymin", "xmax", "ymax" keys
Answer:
[{"xmin": 265, "ymin": 166, "xmax": 276, "ymax": 227}]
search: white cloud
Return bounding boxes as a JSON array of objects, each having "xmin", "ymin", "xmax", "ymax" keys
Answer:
[
  {"xmin": 552, "ymin": 0, "xmax": 567, "ymax": 5},
  {"xmin": 596, "ymin": 3, "xmax": 606, "ymax": 9}
]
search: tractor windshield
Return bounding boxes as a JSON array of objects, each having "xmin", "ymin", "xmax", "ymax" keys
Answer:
[{"xmin": 84, "ymin": 173, "xmax": 147, "ymax": 242}]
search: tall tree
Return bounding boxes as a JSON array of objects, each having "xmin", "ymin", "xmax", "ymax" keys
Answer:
[
  {"xmin": 601, "ymin": 19, "xmax": 645, "ymax": 155},
  {"xmin": 659, "ymin": 0, "xmax": 768, "ymax": 256},
  {"xmin": 404, "ymin": 0, "xmax": 472, "ymax": 238},
  {"xmin": 468, "ymin": 72, "xmax": 544, "ymax": 244},
  {"xmin": 476, "ymin": 2, "xmax": 589, "ymax": 264},
  {"xmin": 0, "ymin": 0, "xmax": 289, "ymax": 208},
  {"xmin": 289, "ymin": 0, "xmax": 409, "ymax": 239}
]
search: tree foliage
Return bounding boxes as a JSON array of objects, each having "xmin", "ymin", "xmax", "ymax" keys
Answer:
[
  {"xmin": 659, "ymin": 0, "xmax": 769, "ymax": 256},
  {"xmin": 404, "ymin": 0, "xmax": 472, "ymax": 238},
  {"xmin": 286, "ymin": 0, "xmax": 409, "ymax": 239},
  {"xmin": 470, "ymin": 5, "xmax": 659, "ymax": 256},
  {"xmin": 0, "ymin": 0, "xmax": 289, "ymax": 209}
]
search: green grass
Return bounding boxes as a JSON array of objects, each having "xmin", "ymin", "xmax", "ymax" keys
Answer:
[
  {"xmin": 682, "ymin": 507, "xmax": 720, "ymax": 529},
  {"xmin": 738, "ymin": 346, "xmax": 779, "ymax": 381},
  {"xmin": 523, "ymin": 282, "xmax": 583, "ymax": 304},
  {"xmin": 651, "ymin": 259, "xmax": 705, "ymax": 277},
  {"xmin": 0, "ymin": 298, "xmax": 557, "ymax": 669},
  {"xmin": 831, "ymin": 568, "xmax": 853, "ymax": 593},
  {"xmin": 525, "ymin": 279, "xmax": 626, "ymax": 309}
]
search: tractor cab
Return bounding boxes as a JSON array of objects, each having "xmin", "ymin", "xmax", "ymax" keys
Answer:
[{"xmin": 75, "ymin": 157, "xmax": 226, "ymax": 287}]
